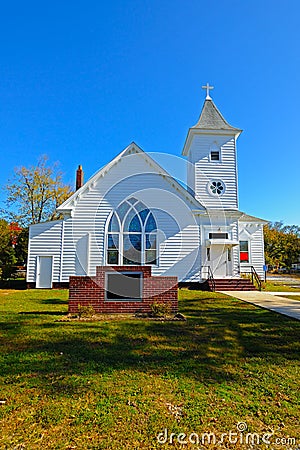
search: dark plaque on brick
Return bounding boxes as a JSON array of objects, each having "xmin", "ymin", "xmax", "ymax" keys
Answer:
[
  {"xmin": 68, "ymin": 266, "xmax": 178, "ymax": 314},
  {"xmin": 106, "ymin": 272, "xmax": 142, "ymax": 301}
]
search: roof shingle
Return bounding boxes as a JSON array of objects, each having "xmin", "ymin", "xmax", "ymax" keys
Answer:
[{"xmin": 193, "ymin": 98, "xmax": 241, "ymax": 131}]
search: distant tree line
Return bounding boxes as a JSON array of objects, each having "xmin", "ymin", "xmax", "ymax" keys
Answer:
[{"xmin": 264, "ymin": 222, "xmax": 300, "ymax": 272}]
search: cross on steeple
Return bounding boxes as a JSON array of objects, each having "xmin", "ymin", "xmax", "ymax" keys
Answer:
[{"xmin": 202, "ymin": 82, "xmax": 214, "ymax": 100}]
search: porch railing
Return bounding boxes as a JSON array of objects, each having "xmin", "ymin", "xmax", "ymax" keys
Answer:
[
  {"xmin": 241, "ymin": 265, "xmax": 262, "ymax": 291},
  {"xmin": 201, "ymin": 265, "xmax": 216, "ymax": 292}
]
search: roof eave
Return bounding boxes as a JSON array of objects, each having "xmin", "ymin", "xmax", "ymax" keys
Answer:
[
  {"xmin": 182, "ymin": 127, "xmax": 243, "ymax": 156},
  {"xmin": 192, "ymin": 209, "xmax": 267, "ymax": 223},
  {"xmin": 57, "ymin": 142, "xmax": 206, "ymax": 212},
  {"xmin": 239, "ymin": 213, "xmax": 269, "ymax": 224},
  {"xmin": 56, "ymin": 142, "xmax": 140, "ymax": 212}
]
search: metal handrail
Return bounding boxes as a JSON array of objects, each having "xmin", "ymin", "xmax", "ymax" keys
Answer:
[
  {"xmin": 241, "ymin": 265, "xmax": 262, "ymax": 291},
  {"xmin": 201, "ymin": 265, "xmax": 216, "ymax": 292},
  {"xmin": 251, "ymin": 266, "xmax": 262, "ymax": 291}
]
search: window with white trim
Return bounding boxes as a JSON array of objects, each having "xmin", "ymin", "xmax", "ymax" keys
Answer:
[
  {"xmin": 227, "ymin": 248, "xmax": 232, "ymax": 262},
  {"xmin": 106, "ymin": 198, "xmax": 157, "ymax": 265},
  {"xmin": 206, "ymin": 247, "xmax": 211, "ymax": 262},
  {"xmin": 209, "ymin": 232, "xmax": 228, "ymax": 239},
  {"xmin": 208, "ymin": 180, "xmax": 225, "ymax": 196},
  {"xmin": 210, "ymin": 150, "xmax": 220, "ymax": 161},
  {"xmin": 240, "ymin": 240, "xmax": 249, "ymax": 263}
]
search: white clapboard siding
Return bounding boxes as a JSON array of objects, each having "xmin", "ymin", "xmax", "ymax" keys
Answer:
[
  {"xmin": 188, "ymin": 134, "xmax": 238, "ymax": 209},
  {"xmin": 231, "ymin": 221, "xmax": 240, "ymax": 277},
  {"xmin": 28, "ymin": 145, "xmax": 265, "ymax": 286},
  {"xmin": 57, "ymin": 155, "xmax": 202, "ymax": 281},
  {"xmin": 239, "ymin": 223, "xmax": 265, "ymax": 278},
  {"xmin": 27, "ymin": 220, "xmax": 63, "ymax": 283},
  {"xmin": 153, "ymin": 223, "xmax": 201, "ymax": 282},
  {"xmin": 247, "ymin": 225, "xmax": 265, "ymax": 278}
]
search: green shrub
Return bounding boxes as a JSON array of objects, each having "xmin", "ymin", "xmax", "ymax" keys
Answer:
[
  {"xmin": 0, "ymin": 265, "xmax": 18, "ymax": 280},
  {"xmin": 77, "ymin": 303, "xmax": 96, "ymax": 318},
  {"xmin": 150, "ymin": 301, "xmax": 172, "ymax": 317},
  {"xmin": 241, "ymin": 272, "xmax": 251, "ymax": 280}
]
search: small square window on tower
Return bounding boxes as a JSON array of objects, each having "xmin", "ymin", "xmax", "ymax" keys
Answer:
[{"xmin": 210, "ymin": 150, "xmax": 220, "ymax": 161}]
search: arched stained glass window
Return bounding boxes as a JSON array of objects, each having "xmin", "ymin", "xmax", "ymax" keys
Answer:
[
  {"xmin": 129, "ymin": 215, "xmax": 142, "ymax": 232},
  {"xmin": 107, "ymin": 233, "xmax": 119, "ymax": 265},
  {"xmin": 124, "ymin": 209, "xmax": 142, "ymax": 232},
  {"xmin": 145, "ymin": 213, "xmax": 156, "ymax": 232},
  {"xmin": 117, "ymin": 201, "xmax": 131, "ymax": 220},
  {"xmin": 108, "ymin": 213, "xmax": 120, "ymax": 232},
  {"xmin": 139, "ymin": 209, "xmax": 149, "ymax": 224},
  {"xmin": 106, "ymin": 198, "xmax": 157, "ymax": 265},
  {"xmin": 127, "ymin": 198, "xmax": 137, "ymax": 205}
]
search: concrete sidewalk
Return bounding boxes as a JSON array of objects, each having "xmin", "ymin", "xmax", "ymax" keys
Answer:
[
  {"xmin": 266, "ymin": 291, "xmax": 300, "ymax": 296},
  {"xmin": 220, "ymin": 291, "xmax": 300, "ymax": 321}
]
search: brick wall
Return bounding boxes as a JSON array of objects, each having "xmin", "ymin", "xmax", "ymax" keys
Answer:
[{"xmin": 68, "ymin": 266, "xmax": 178, "ymax": 314}]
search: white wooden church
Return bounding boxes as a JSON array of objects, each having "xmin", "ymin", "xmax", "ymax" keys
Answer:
[{"xmin": 27, "ymin": 86, "xmax": 266, "ymax": 289}]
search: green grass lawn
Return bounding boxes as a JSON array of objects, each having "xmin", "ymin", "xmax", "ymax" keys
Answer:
[
  {"xmin": 276, "ymin": 295, "xmax": 300, "ymax": 301},
  {"xmin": 262, "ymin": 281, "xmax": 300, "ymax": 292},
  {"xmin": 1, "ymin": 289, "xmax": 300, "ymax": 449}
]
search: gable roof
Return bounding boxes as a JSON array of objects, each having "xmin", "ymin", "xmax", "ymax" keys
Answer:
[
  {"xmin": 193, "ymin": 98, "xmax": 241, "ymax": 131},
  {"xmin": 57, "ymin": 142, "xmax": 205, "ymax": 212}
]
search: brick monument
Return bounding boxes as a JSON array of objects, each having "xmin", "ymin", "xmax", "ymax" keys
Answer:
[{"xmin": 68, "ymin": 266, "xmax": 178, "ymax": 314}]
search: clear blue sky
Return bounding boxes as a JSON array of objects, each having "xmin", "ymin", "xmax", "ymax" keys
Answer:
[{"xmin": 0, "ymin": 0, "xmax": 299, "ymax": 225}]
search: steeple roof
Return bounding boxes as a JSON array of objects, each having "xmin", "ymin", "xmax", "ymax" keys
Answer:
[
  {"xmin": 193, "ymin": 98, "xmax": 241, "ymax": 132},
  {"xmin": 182, "ymin": 90, "xmax": 242, "ymax": 156}
]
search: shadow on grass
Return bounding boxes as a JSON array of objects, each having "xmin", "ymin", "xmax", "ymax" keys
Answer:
[
  {"xmin": 41, "ymin": 298, "xmax": 69, "ymax": 305},
  {"xmin": 1, "ymin": 294, "xmax": 300, "ymax": 399},
  {"xmin": 19, "ymin": 311, "xmax": 67, "ymax": 316},
  {"xmin": 0, "ymin": 280, "xmax": 26, "ymax": 290}
]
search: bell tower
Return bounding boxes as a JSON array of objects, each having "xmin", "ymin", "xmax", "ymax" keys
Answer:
[{"xmin": 182, "ymin": 85, "xmax": 242, "ymax": 209}]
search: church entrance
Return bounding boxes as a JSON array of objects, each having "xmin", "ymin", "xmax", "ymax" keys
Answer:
[{"xmin": 209, "ymin": 245, "xmax": 232, "ymax": 278}]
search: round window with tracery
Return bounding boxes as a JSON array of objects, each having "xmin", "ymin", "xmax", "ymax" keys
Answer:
[{"xmin": 208, "ymin": 180, "xmax": 225, "ymax": 196}]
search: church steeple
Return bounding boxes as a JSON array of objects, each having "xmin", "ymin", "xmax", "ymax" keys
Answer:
[
  {"xmin": 182, "ymin": 86, "xmax": 242, "ymax": 209},
  {"xmin": 193, "ymin": 97, "xmax": 241, "ymax": 132},
  {"xmin": 182, "ymin": 86, "xmax": 242, "ymax": 157}
]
